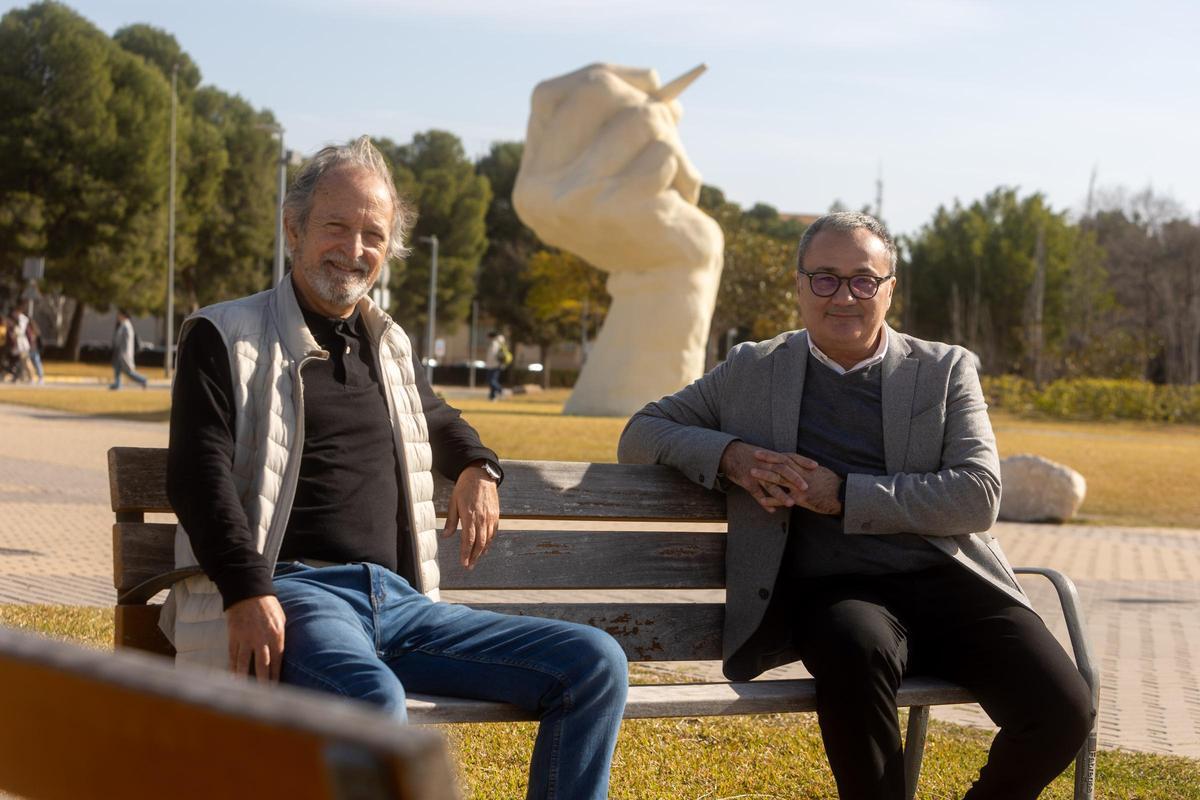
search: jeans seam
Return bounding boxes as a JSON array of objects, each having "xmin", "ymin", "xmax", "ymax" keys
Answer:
[
  {"xmin": 368, "ymin": 564, "xmax": 383, "ymax": 653},
  {"xmin": 287, "ymin": 659, "xmax": 355, "ymax": 698}
]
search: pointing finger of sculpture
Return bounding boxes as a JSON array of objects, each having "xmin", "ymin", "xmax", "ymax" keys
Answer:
[{"xmin": 650, "ymin": 64, "xmax": 706, "ymax": 103}]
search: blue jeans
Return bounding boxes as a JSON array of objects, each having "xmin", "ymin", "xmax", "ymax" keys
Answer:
[
  {"xmin": 111, "ymin": 361, "xmax": 148, "ymax": 388},
  {"xmin": 273, "ymin": 562, "xmax": 627, "ymax": 800},
  {"xmin": 487, "ymin": 367, "xmax": 503, "ymax": 399}
]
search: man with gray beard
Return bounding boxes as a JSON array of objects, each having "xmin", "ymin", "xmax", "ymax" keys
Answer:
[{"xmin": 163, "ymin": 137, "xmax": 626, "ymax": 800}]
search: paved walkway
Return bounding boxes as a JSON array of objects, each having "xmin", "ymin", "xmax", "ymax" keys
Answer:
[{"xmin": 0, "ymin": 402, "xmax": 1197, "ymax": 758}]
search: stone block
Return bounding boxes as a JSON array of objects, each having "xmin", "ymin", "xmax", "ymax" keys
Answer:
[{"xmin": 999, "ymin": 454, "xmax": 1087, "ymax": 523}]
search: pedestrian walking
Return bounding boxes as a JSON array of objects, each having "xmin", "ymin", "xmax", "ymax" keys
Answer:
[
  {"xmin": 25, "ymin": 315, "xmax": 44, "ymax": 384},
  {"xmin": 110, "ymin": 309, "xmax": 148, "ymax": 390},
  {"xmin": 7, "ymin": 310, "xmax": 33, "ymax": 383},
  {"xmin": 484, "ymin": 331, "xmax": 511, "ymax": 401}
]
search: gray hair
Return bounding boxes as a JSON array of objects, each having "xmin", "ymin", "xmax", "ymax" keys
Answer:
[
  {"xmin": 796, "ymin": 211, "xmax": 897, "ymax": 273},
  {"xmin": 283, "ymin": 135, "xmax": 415, "ymax": 261}
]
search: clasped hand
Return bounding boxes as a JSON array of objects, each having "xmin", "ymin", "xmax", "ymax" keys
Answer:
[{"xmin": 718, "ymin": 441, "xmax": 843, "ymax": 516}]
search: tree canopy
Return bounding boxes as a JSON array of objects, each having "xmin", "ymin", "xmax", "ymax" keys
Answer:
[
  {"xmin": 0, "ymin": 1, "xmax": 173, "ymax": 350},
  {"xmin": 905, "ymin": 187, "xmax": 1107, "ymax": 377},
  {"xmin": 375, "ymin": 131, "xmax": 490, "ymax": 354}
]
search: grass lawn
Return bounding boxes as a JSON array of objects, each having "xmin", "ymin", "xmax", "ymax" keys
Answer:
[
  {"xmin": 2, "ymin": 604, "xmax": 1196, "ymax": 799},
  {"xmin": 39, "ymin": 359, "xmax": 169, "ymax": 381},
  {"xmin": 0, "ymin": 383, "xmax": 1197, "ymax": 527}
]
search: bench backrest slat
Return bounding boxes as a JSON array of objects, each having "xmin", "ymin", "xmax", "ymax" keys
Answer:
[
  {"xmin": 467, "ymin": 602, "xmax": 725, "ymax": 662},
  {"xmin": 482, "ymin": 461, "xmax": 726, "ymax": 521},
  {"xmin": 108, "ymin": 448, "xmax": 728, "ymax": 522},
  {"xmin": 113, "ymin": 523, "xmax": 176, "ymax": 596},
  {"xmin": 108, "ymin": 447, "xmax": 173, "ymax": 515},
  {"xmin": 436, "ymin": 530, "xmax": 726, "ymax": 589},
  {"xmin": 115, "ymin": 525, "xmax": 728, "ymax": 593},
  {"xmin": 113, "ymin": 602, "xmax": 725, "ymax": 664}
]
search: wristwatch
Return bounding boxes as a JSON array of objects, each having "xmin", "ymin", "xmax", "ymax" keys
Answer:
[{"xmin": 475, "ymin": 461, "xmax": 503, "ymax": 484}]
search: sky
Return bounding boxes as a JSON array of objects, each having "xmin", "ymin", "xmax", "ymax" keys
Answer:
[{"xmin": 6, "ymin": 0, "xmax": 1199, "ymax": 236}]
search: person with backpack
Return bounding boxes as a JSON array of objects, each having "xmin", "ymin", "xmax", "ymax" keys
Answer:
[{"xmin": 484, "ymin": 330, "xmax": 511, "ymax": 401}]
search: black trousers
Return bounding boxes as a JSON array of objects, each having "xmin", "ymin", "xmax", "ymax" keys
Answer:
[{"xmin": 792, "ymin": 563, "xmax": 1094, "ymax": 800}]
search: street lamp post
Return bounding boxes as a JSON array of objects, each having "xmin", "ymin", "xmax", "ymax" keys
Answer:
[
  {"xmin": 273, "ymin": 133, "xmax": 287, "ymax": 286},
  {"xmin": 468, "ymin": 298, "xmax": 478, "ymax": 389},
  {"xmin": 256, "ymin": 123, "xmax": 288, "ymax": 287},
  {"xmin": 165, "ymin": 63, "xmax": 178, "ymax": 381},
  {"xmin": 420, "ymin": 235, "xmax": 439, "ymax": 384}
]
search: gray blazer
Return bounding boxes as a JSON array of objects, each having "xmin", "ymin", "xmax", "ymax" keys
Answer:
[{"xmin": 618, "ymin": 326, "xmax": 1028, "ymax": 681}]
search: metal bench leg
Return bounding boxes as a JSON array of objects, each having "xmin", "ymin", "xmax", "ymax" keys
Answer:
[
  {"xmin": 903, "ymin": 705, "xmax": 929, "ymax": 800},
  {"xmin": 1074, "ymin": 727, "xmax": 1098, "ymax": 800}
]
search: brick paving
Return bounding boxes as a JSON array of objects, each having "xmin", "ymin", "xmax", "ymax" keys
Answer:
[{"xmin": 0, "ymin": 402, "xmax": 1197, "ymax": 758}]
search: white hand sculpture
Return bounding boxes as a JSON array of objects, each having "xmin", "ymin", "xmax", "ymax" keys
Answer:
[{"xmin": 513, "ymin": 63, "xmax": 724, "ymax": 416}]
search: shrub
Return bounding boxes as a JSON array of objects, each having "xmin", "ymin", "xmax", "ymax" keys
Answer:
[{"xmin": 981, "ymin": 376, "xmax": 1200, "ymax": 423}]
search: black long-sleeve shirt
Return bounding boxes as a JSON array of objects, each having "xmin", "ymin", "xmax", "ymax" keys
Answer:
[{"xmin": 166, "ymin": 292, "xmax": 499, "ymax": 609}]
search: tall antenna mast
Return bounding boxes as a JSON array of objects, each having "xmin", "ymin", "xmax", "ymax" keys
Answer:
[{"xmin": 874, "ymin": 161, "xmax": 883, "ymax": 220}]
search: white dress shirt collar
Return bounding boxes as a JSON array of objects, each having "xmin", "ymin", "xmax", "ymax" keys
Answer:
[{"xmin": 808, "ymin": 327, "xmax": 889, "ymax": 375}]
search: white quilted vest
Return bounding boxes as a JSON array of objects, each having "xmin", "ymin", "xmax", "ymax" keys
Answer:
[{"xmin": 159, "ymin": 277, "xmax": 440, "ymax": 669}]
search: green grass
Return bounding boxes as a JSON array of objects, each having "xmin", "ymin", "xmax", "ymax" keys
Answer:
[
  {"xmin": 0, "ymin": 383, "xmax": 1197, "ymax": 528},
  {"xmin": 2, "ymin": 605, "xmax": 1197, "ymax": 799}
]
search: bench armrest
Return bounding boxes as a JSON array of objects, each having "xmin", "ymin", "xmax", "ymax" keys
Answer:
[{"xmin": 1012, "ymin": 567, "xmax": 1099, "ymax": 707}]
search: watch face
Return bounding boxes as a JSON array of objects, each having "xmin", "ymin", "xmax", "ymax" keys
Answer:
[{"xmin": 482, "ymin": 463, "xmax": 501, "ymax": 481}]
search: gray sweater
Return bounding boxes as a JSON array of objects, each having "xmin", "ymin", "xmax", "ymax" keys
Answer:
[{"xmin": 786, "ymin": 353, "xmax": 946, "ymax": 579}]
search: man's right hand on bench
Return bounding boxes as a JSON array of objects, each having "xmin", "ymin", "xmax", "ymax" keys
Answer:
[{"xmin": 226, "ymin": 594, "xmax": 285, "ymax": 683}]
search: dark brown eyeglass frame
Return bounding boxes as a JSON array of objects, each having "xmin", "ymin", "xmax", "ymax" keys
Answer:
[{"xmin": 798, "ymin": 268, "xmax": 896, "ymax": 299}]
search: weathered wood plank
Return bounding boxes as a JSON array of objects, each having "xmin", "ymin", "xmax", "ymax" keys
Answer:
[
  {"xmin": 117, "ymin": 524, "xmax": 727, "ymax": 594},
  {"xmin": 113, "ymin": 522, "xmax": 176, "ymax": 594},
  {"xmin": 115, "ymin": 604, "xmax": 174, "ymax": 657},
  {"xmin": 439, "ymin": 530, "xmax": 725, "ymax": 590},
  {"xmin": 405, "ymin": 677, "xmax": 974, "ymax": 724},
  {"xmin": 117, "ymin": 601, "xmax": 724, "ymax": 663},
  {"xmin": 0, "ymin": 626, "xmax": 460, "ymax": 800},
  {"xmin": 461, "ymin": 603, "xmax": 724, "ymax": 662},
  {"xmin": 109, "ymin": 448, "xmax": 728, "ymax": 521},
  {"xmin": 436, "ymin": 461, "xmax": 726, "ymax": 521},
  {"xmin": 108, "ymin": 447, "xmax": 172, "ymax": 514}
]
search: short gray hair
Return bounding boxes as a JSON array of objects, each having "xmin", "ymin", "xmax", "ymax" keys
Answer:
[
  {"xmin": 283, "ymin": 135, "xmax": 415, "ymax": 261},
  {"xmin": 796, "ymin": 211, "xmax": 897, "ymax": 273}
]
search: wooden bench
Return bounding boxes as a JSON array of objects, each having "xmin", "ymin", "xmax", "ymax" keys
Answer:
[
  {"xmin": 109, "ymin": 447, "xmax": 1099, "ymax": 800},
  {"xmin": 0, "ymin": 625, "xmax": 458, "ymax": 800}
]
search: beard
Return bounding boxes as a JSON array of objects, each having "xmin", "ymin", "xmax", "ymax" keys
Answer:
[{"xmin": 297, "ymin": 246, "xmax": 376, "ymax": 310}]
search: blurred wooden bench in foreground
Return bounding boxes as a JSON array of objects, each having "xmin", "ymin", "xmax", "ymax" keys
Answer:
[{"xmin": 0, "ymin": 625, "xmax": 458, "ymax": 800}]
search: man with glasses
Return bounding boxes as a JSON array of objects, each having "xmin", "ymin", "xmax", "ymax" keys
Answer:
[{"xmin": 619, "ymin": 211, "xmax": 1092, "ymax": 799}]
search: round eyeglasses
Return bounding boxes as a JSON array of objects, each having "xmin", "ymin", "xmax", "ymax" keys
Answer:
[{"xmin": 798, "ymin": 269, "xmax": 896, "ymax": 299}]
